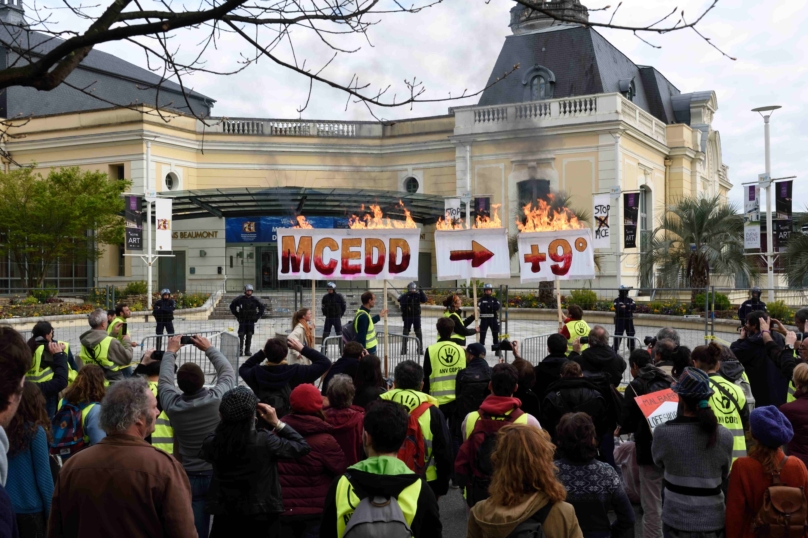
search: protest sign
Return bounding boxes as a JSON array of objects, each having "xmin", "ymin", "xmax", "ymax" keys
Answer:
[
  {"xmin": 634, "ymin": 388, "xmax": 679, "ymax": 434},
  {"xmin": 435, "ymin": 227, "xmax": 510, "ymax": 281},
  {"xmin": 517, "ymin": 228, "xmax": 595, "ymax": 283},
  {"xmin": 593, "ymin": 193, "xmax": 611, "ymax": 249}
]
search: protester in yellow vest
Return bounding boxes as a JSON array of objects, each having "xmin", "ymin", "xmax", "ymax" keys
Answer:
[
  {"xmin": 25, "ymin": 336, "xmax": 69, "ymax": 419},
  {"xmin": 441, "ymin": 294, "xmax": 478, "ymax": 346},
  {"xmin": 423, "ymin": 317, "xmax": 467, "ymax": 419},
  {"xmin": 353, "ymin": 291, "xmax": 388, "ymax": 355},
  {"xmin": 79, "ymin": 308, "xmax": 135, "ymax": 382},
  {"xmin": 692, "ymin": 343, "xmax": 748, "ymax": 467},
  {"xmin": 107, "ymin": 303, "xmax": 132, "ymax": 343},
  {"xmin": 134, "ymin": 349, "xmax": 175, "ymax": 454},
  {"xmin": 785, "ymin": 328, "xmax": 807, "ymax": 403},
  {"xmin": 380, "ymin": 360, "xmax": 453, "ymax": 498},
  {"xmin": 561, "ymin": 305, "xmax": 590, "ymax": 354},
  {"xmin": 321, "ymin": 400, "xmax": 442, "ymax": 538}
]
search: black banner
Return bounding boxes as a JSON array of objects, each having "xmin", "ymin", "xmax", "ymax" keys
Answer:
[
  {"xmin": 624, "ymin": 192, "xmax": 639, "ymax": 249},
  {"xmin": 774, "ymin": 180, "xmax": 793, "ymax": 252},
  {"xmin": 125, "ymin": 195, "xmax": 143, "ymax": 251}
]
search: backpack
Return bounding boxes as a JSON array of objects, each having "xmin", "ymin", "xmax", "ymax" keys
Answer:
[
  {"xmin": 752, "ymin": 456, "xmax": 808, "ymax": 538},
  {"xmin": 342, "ymin": 321, "xmax": 358, "ymax": 346},
  {"xmin": 469, "ymin": 409, "xmax": 524, "ymax": 501},
  {"xmin": 257, "ymin": 383, "xmax": 292, "ymax": 419},
  {"xmin": 455, "ymin": 368, "xmax": 491, "ymax": 421},
  {"xmin": 397, "ymin": 402, "xmax": 432, "ymax": 476},
  {"xmin": 507, "ymin": 502, "xmax": 555, "ymax": 538},
  {"xmin": 50, "ymin": 402, "xmax": 90, "ymax": 457},
  {"xmin": 342, "ymin": 476, "xmax": 413, "ymax": 538},
  {"xmin": 733, "ymin": 376, "xmax": 755, "ymax": 412}
]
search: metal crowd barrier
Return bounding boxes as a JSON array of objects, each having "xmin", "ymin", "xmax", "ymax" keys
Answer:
[
  {"xmin": 140, "ymin": 331, "xmax": 240, "ymax": 382},
  {"xmin": 321, "ymin": 333, "xmax": 423, "ymax": 376}
]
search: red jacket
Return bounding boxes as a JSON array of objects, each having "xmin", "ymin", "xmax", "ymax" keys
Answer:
[
  {"xmin": 278, "ymin": 413, "xmax": 348, "ymax": 517},
  {"xmin": 324, "ymin": 405, "xmax": 365, "ymax": 466},
  {"xmin": 780, "ymin": 391, "xmax": 808, "ymax": 468}
]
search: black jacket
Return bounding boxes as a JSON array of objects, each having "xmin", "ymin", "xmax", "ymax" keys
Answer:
[
  {"xmin": 455, "ymin": 358, "xmax": 492, "ymax": 420},
  {"xmin": 201, "ymin": 424, "xmax": 310, "ymax": 515},
  {"xmin": 738, "ymin": 299, "xmax": 767, "ymax": 324},
  {"xmin": 322, "ymin": 292, "xmax": 346, "ymax": 319},
  {"xmin": 535, "ymin": 353, "xmax": 572, "ymax": 399},
  {"xmin": 514, "ymin": 386, "xmax": 541, "ymax": 421},
  {"xmin": 613, "ymin": 296, "xmax": 636, "ymax": 320},
  {"xmin": 398, "ymin": 290, "xmax": 427, "ymax": 319},
  {"xmin": 575, "ymin": 345, "xmax": 626, "ymax": 387},
  {"xmin": 477, "ymin": 296, "xmax": 500, "ymax": 315},
  {"xmin": 32, "ymin": 348, "xmax": 69, "ymax": 418},
  {"xmin": 239, "ymin": 346, "xmax": 332, "ymax": 394},
  {"xmin": 620, "ymin": 366, "xmax": 673, "ymax": 465},
  {"xmin": 447, "ymin": 310, "xmax": 476, "ymax": 345},
  {"xmin": 152, "ymin": 298, "xmax": 176, "ymax": 322},
  {"xmin": 230, "ymin": 294, "xmax": 265, "ymax": 322},
  {"xmin": 321, "ymin": 356, "xmax": 360, "ymax": 395},
  {"xmin": 730, "ymin": 333, "xmax": 790, "ymax": 407},
  {"xmin": 542, "ymin": 378, "xmax": 608, "ymax": 439}
]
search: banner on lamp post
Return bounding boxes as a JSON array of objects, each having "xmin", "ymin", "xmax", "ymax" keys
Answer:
[
  {"xmin": 743, "ymin": 183, "xmax": 761, "ymax": 250},
  {"xmin": 623, "ymin": 192, "xmax": 639, "ymax": 249},
  {"xmin": 774, "ymin": 180, "xmax": 793, "ymax": 252},
  {"xmin": 434, "ymin": 228, "xmax": 510, "ymax": 281},
  {"xmin": 517, "ymin": 228, "xmax": 595, "ymax": 283},
  {"xmin": 125, "ymin": 195, "xmax": 143, "ymax": 251},
  {"xmin": 276, "ymin": 228, "xmax": 420, "ymax": 280},
  {"xmin": 155, "ymin": 198, "xmax": 173, "ymax": 251},
  {"xmin": 593, "ymin": 193, "xmax": 611, "ymax": 249}
]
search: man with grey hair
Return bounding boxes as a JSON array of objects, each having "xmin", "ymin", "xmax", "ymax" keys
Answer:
[
  {"xmin": 78, "ymin": 308, "xmax": 134, "ymax": 382},
  {"xmin": 655, "ymin": 327, "xmax": 680, "ymax": 346},
  {"xmin": 574, "ymin": 325, "xmax": 626, "ymax": 387},
  {"xmin": 48, "ymin": 378, "xmax": 196, "ymax": 538}
]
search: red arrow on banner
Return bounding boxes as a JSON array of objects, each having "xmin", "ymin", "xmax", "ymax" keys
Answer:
[{"xmin": 450, "ymin": 241, "xmax": 494, "ymax": 268}]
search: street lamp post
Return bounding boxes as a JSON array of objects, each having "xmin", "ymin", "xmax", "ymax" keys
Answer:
[{"xmin": 752, "ymin": 105, "xmax": 781, "ymax": 304}]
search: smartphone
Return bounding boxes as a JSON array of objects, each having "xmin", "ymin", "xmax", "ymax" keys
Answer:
[
  {"xmin": 580, "ymin": 336, "xmax": 590, "ymax": 344},
  {"xmin": 180, "ymin": 335, "xmax": 195, "ymax": 345},
  {"xmin": 121, "ymin": 323, "xmax": 128, "ymax": 336}
]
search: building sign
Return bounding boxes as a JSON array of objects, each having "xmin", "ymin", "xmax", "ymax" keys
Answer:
[
  {"xmin": 225, "ymin": 216, "xmax": 346, "ymax": 243},
  {"xmin": 517, "ymin": 228, "xmax": 595, "ymax": 283},
  {"xmin": 276, "ymin": 228, "xmax": 419, "ymax": 280},
  {"xmin": 623, "ymin": 192, "xmax": 639, "ymax": 249},
  {"xmin": 592, "ymin": 193, "xmax": 611, "ymax": 249},
  {"xmin": 155, "ymin": 198, "xmax": 172, "ymax": 251},
  {"xmin": 434, "ymin": 228, "xmax": 510, "ymax": 281},
  {"xmin": 774, "ymin": 180, "xmax": 793, "ymax": 252},
  {"xmin": 125, "ymin": 195, "xmax": 143, "ymax": 251},
  {"xmin": 172, "ymin": 231, "xmax": 220, "ymax": 239},
  {"xmin": 743, "ymin": 183, "xmax": 761, "ymax": 250}
]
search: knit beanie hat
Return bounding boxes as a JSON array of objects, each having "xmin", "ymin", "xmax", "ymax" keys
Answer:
[
  {"xmin": 177, "ymin": 363, "xmax": 205, "ymax": 394},
  {"xmin": 467, "ymin": 343, "xmax": 486, "ymax": 359},
  {"xmin": 750, "ymin": 405, "xmax": 794, "ymax": 448},
  {"xmin": 290, "ymin": 383, "xmax": 323, "ymax": 414},
  {"xmin": 219, "ymin": 386, "xmax": 258, "ymax": 422},
  {"xmin": 671, "ymin": 367, "xmax": 714, "ymax": 400}
]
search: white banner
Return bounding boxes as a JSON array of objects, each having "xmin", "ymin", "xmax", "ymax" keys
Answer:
[
  {"xmin": 592, "ymin": 193, "xmax": 611, "ymax": 249},
  {"xmin": 155, "ymin": 198, "xmax": 172, "ymax": 251},
  {"xmin": 276, "ymin": 228, "xmax": 419, "ymax": 280},
  {"xmin": 517, "ymin": 228, "xmax": 595, "ymax": 283},
  {"xmin": 743, "ymin": 183, "xmax": 761, "ymax": 250},
  {"xmin": 744, "ymin": 225, "xmax": 761, "ymax": 250},
  {"xmin": 444, "ymin": 198, "xmax": 461, "ymax": 221},
  {"xmin": 434, "ymin": 228, "xmax": 510, "ymax": 281}
]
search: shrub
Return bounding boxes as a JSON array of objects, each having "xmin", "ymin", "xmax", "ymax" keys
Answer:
[
  {"xmin": 131, "ymin": 302, "xmax": 144, "ymax": 312},
  {"xmin": 693, "ymin": 292, "xmax": 731, "ymax": 311},
  {"xmin": 30, "ymin": 288, "xmax": 57, "ymax": 304},
  {"xmin": 176, "ymin": 293, "xmax": 209, "ymax": 309},
  {"xmin": 120, "ymin": 281, "xmax": 148, "ymax": 296},
  {"xmin": 569, "ymin": 289, "xmax": 597, "ymax": 310},
  {"xmin": 20, "ymin": 295, "xmax": 39, "ymax": 306},
  {"xmin": 767, "ymin": 300, "xmax": 794, "ymax": 324}
]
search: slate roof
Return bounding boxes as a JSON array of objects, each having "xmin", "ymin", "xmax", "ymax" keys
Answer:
[{"xmin": 478, "ymin": 25, "xmax": 681, "ymax": 124}]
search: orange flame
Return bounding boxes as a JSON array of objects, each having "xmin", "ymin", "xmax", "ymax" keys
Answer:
[
  {"xmin": 348, "ymin": 201, "xmax": 417, "ymax": 229},
  {"xmin": 517, "ymin": 198, "xmax": 584, "ymax": 232},
  {"xmin": 436, "ymin": 204, "xmax": 503, "ymax": 230},
  {"xmin": 293, "ymin": 215, "xmax": 313, "ymax": 229}
]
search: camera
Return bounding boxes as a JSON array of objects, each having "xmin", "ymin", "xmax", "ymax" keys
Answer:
[
  {"xmin": 580, "ymin": 336, "xmax": 589, "ymax": 345},
  {"xmin": 180, "ymin": 335, "xmax": 196, "ymax": 345},
  {"xmin": 644, "ymin": 336, "xmax": 657, "ymax": 347},
  {"xmin": 492, "ymin": 340, "xmax": 513, "ymax": 352}
]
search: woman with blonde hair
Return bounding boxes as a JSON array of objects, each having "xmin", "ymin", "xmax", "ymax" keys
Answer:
[
  {"xmin": 780, "ymin": 362, "xmax": 808, "ymax": 467},
  {"xmin": 288, "ymin": 308, "xmax": 315, "ymax": 365},
  {"xmin": 468, "ymin": 423, "xmax": 582, "ymax": 538}
]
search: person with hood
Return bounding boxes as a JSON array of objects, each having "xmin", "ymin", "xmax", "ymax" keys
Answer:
[
  {"xmin": 717, "ymin": 345, "xmax": 755, "ymax": 412},
  {"xmin": 737, "ymin": 286, "xmax": 767, "ymax": 326},
  {"xmin": 456, "ymin": 363, "xmax": 541, "ymax": 507},
  {"xmin": 321, "ymin": 400, "xmax": 442, "ymax": 538},
  {"xmin": 541, "ymin": 361, "xmax": 607, "ymax": 442},
  {"xmin": 467, "ymin": 423, "xmax": 582, "ymax": 538},
  {"xmin": 573, "ymin": 325, "xmax": 626, "ymax": 387},
  {"xmin": 25, "ymin": 322, "xmax": 70, "ymax": 419},
  {"xmin": 152, "ymin": 289, "xmax": 176, "ymax": 351},
  {"xmin": 239, "ymin": 337, "xmax": 331, "ymax": 417},
  {"xmin": 320, "ymin": 342, "xmax": 365, "ymax": 396},
  {"xmin": 726, "ymin": 406, "xmax": 808, "ymax": 538},
  {"xmin": 613, "ymin": 285, "xmax": 636, "ymax": 352},
  {"xmin": 278, "ymin": 384, "xmax": 346, "ymax": 538},
  {"xmin": 230, "ymin": 284, "xmax": 265, "ymax": 356},
  {"xmin": 535, "ymin": 334, "xmax": 577, "ymax": 399},
  {"xmin": 454, "ymin": 343, "xmax": 492, "ymax": 436},
  {"xmin": 79, "ymin": 308, "xmax": 134, "ymax": 383},
  {"xmin": 615, "ymin": 349, "xmax": 673, "ymax": 538},
  {"xmin": 441, "ymin": 294, "xmax": 478, "ymax": 346},
  {"xmin": 398, "ymin": 281, "xmax": 427, "ymax": 355},
  {"xmin": 201, "ymin": 386, "xmax": 311, "ymax": 537},
  {"xmin": 380, "ymin": 360, "xmax": 452, "ymax": 498},
  {"xmin": 321, "ymin": 282, "xmax": 346, "ymax": 341},
  {"xmin": 779, "ymin": 362, "xmax": 808, "ymax": 468},
  {"xmin": 323, "ymin": 375, "xmax": 364, "ymax": 466},
  {"xmin": 731, "ymin": 311, "xmax": 792, "ymax": 407}
]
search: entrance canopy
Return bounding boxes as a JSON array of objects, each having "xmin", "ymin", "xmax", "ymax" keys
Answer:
[{"xmin": 160, "ymin": 187, "xmax": 447, "ymax": 223}]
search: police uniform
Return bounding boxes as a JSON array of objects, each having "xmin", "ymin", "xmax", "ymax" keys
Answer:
[
  {"xmin": 398, "ymin": 289, "xmax": 427, "ymax": 354},
  {"xmin": 707, "ymin": 373, "xmax": 747, "ymax": 466},
  {"xmin": 613, "ymin": 293, "xmax": 636, "ymax": 352},
  {"xmin": 321, "ymin": 290, "xmax": 346, "ymax": 339},
  {"xmin": 152, "ymin": 295, "xmax": 176, "ymax": 350},
  {"xmin": 477, "ymin": 294, "xmax": 501, "ymax": 351},
  {"xmin": 230, "ymin": 292, "xmax": 265, "ymax": 355},
  {"xmin": 738, "ymin": 298, "xmax": 767, "ymax": 325}
]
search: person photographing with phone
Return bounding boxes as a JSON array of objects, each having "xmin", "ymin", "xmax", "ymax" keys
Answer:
[{"xmin": 107, "ymin": 303, "xmax": 139, "ymax": 347}]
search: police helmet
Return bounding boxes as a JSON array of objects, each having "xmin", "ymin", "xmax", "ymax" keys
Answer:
[
  {"xmin": 483, "ymin": 283, "xmax": 494, "ymax": 290},
  {"xmin": 327, "ymin": 282, "xmax": 337, "ymax": 290},
  {"xmin": 751, "ymin": 286, "xmax": 761, "ymax": 298},
  {"xmin": 618, "ymin": 285, "xmax": 629, "ymax": 296},
  {"xmin": 408, "ymin": 282, "xmax": 418, "ymax": 291},
  {"xmin": 244, "ymin": 284, "xmax": 254, "ymax": 292},
  {"xmin": 160, "ymin": 288, "xmax": 171, "ymax": 296}
]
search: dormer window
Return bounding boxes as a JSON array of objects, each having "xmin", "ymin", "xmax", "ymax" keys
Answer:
[
  {"xmin": 531, "ymin": 76, "xmax": 547, "ymax": 101},
  {"xmin": 522, "ymin": 64, "xmax": 555, "ymax": 102},
  {"xmin": 619, "ymin": 78, "xmax": 636, "ymax": 102}
]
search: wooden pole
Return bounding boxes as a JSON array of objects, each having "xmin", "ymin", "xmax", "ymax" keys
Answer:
[
  {"xmin": 473, "ymin": 282, "xmax": 479, "ymax": 342},
  {"xmin": 555, "ymin": 277, "xmax": 564, "ymax": 331},
  {"xmin": 311, "ymin": 280, "xmax": 316, "ymax": 329},
  {"xmin": 383, "ymin": 280, "xmax": 389, "ymax": 378}
]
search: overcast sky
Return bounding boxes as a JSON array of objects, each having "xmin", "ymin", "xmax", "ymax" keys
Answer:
[{"xmin": 74, "ymin": 0, "xmax": 807, "ymax": 210}]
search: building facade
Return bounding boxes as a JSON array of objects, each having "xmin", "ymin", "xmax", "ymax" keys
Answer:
[{"xmin": 0, "ymin": 0, "xmax": 731, "ymax": 293}]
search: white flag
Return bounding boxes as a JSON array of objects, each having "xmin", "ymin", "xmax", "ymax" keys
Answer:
[
  {"xmin": 434, "ymin": 228, "xmax": 510, "ymax": 281},
  {"xmin": 592, "ymin": 194, "xmax": 611, "ymax": 249},
  {"xmin": 155, "ymin": 199, "xmax": 173, "ymax": 251}
]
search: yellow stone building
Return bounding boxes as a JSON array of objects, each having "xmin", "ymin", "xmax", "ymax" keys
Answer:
[{"xmin": 0, "ymin": 0, "xmax": 731, "ymax": 293}]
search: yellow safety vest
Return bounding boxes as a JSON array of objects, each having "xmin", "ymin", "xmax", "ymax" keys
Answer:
[
  {"xmin": 464, "ymin": 408, "xmax": 530, "ymax": 440},
  {"xmin": 445, "ymin": 311, "xmax": 467, "ymax": 345},
  {"xmin": 335, "ymin": 462, "xmax": 422, "ymax": 537},
  {"xmin": 57, "ymin": 399, "xmax": 98, "ymax": 444},
  {"xmin": 381, "ymin": 389, "xmax": 438, "ymax": 482},
  {"xmin": 108, "ymin": 317, "xmax": 126, "ymax": 342},
  {"xmin": 708, "ymin": 375, "xmax": 747, "ymax": 467},
  {"xmin": 80, "ymin": 336, "xmax": 127, "ymax": 373},
  {"xmin": 426, "ymin": 340, "xmax": 466, "ymax": 405},
  {"xmin": 148, "ymin": 381, "xmax": 174, "ymax": 454},
  {"xmin": 565, "ymin": 320, "xmax": 591, "ymax": 353},
  {"xmin": 354, "ymin": 310, "xmax": 378, "ymax": 351},
  {"xmin": 27, "ymin": 342, "xmax": 76, "ymax": 384},
  {"xmin": 788, "ymin": 350, "xmax": 798, "ymax": 403}
]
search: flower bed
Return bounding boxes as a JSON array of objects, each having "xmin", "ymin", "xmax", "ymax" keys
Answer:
[{"xmin": 0, "ymin": 303, "xmax": 95, "ymax": 319}]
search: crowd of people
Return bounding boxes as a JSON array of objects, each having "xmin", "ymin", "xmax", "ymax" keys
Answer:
[{"xmin": 0, "ymin": 291, "xmax": 807, "ymax": 538}]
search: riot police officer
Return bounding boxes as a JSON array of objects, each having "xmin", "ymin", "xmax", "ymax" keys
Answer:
[
  {"xmin": 738, "ymin": 286, "xmax": 767, "ymax": 326},
  {"xmin": 398, "ymin": 281, "xmax": 427, "ymax": 355},
  {"xmin": 612, "ymin": 285, "xmax": 636, "ymax": 351},
  {"xmin": 321, "ymin": 282, "xmax": 346, "ymax": 339},
  {"xmin": 229, "ymin": 284, "xmax": 265, "ymax": 356},
  {"xmin": 478, "ymin": 283, "xmax": 501, "ymax": 355},
  {"xmin": 152, "ymin": 288, "xmax": 176, "ymax": 351}
]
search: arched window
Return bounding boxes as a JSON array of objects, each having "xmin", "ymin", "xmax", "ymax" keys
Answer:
[
  {"xmin": 521, "ymin": 64, "xmax": 555, "ymax": 101},
  {"xmin": 531, "ymin": 76, "xmax": 546, "ymax": 101},
  {"xmin": 403, "ymin": 177, "xmax": 420, "ymax": 194}
]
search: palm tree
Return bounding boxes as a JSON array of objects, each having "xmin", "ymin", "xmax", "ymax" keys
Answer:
[
  {"xmin": 784, "ymin": 212, "xmax": 808, "ymax": 287},
  {"xmin": 639, "ymin": 195, "xmax": 753, "ymax": 295}
]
